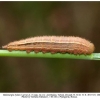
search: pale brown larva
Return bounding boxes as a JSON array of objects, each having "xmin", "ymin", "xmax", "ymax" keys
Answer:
[{"xmin": 2, "ymin": 36, "xmax": 95, "ymax": 54}]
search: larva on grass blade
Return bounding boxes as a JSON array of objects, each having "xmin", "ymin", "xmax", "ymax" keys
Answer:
[{"xmin": 2, "ymin": 36, "xmax": 95, "ymax": 55}]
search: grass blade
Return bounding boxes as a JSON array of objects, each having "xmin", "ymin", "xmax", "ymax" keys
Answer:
[{"xmin": 0, "ymin": 50, "xmax": 98, "ymax": 60}]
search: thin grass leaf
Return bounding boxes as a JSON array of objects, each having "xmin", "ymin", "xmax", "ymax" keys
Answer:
[{"xmin": 0, "ymin": 50, "xmax": 99, "ymax": 60}]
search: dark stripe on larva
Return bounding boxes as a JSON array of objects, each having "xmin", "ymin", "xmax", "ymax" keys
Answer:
[{"xmin": 2, "ymin": 36, "xmax": 95, "ymax": 54}]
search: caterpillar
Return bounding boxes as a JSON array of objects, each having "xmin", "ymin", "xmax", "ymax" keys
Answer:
[{"xmin": 2, "ymin": 36, "xmax": 95, "ymax": 54}]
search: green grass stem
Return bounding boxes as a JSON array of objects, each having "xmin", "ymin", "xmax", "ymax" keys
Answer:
[{"xmin": 0, "ymin": 50, "xmax": 99, "ymax": 60}]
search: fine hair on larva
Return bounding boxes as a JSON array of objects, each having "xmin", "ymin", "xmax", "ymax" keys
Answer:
[{"xmin": 2, "ymin": 36, "xmax": 95, "ymax": 54}]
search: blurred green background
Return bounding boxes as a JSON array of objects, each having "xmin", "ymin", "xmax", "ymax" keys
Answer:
[{"xmin": 0, "ymin": 2, "xmax": 100, "ymax": 92}]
